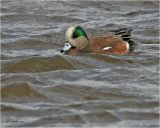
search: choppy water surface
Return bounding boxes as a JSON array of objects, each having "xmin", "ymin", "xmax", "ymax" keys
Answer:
[{"xmin": 1, "ymin": 0, "xmax": 159, "ymax": 127}]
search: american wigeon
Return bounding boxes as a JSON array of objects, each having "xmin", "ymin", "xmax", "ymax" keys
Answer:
[{"xmin": 60, "ymin": 26, "xmax": 134, "ymax": 55}]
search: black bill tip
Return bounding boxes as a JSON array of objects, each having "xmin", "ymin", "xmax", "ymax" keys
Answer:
[{"xmin": 60, "ymin": 50, "xmax": 64, "ymax": 53}]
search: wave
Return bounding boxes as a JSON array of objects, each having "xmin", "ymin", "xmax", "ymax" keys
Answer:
[{"xmin": 1, "ymin": 82, "xmax": 46, "ymax": 99}]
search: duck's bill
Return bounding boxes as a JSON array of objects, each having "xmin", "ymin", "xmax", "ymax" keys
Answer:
[{"xmin": 60, "ymin": 42, "xmax": 72, "ymax": 53}]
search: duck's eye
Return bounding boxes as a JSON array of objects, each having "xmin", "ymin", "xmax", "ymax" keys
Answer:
[{"xmin": 73, "ymin": 31, "xmax": 79, "ymax": 39}]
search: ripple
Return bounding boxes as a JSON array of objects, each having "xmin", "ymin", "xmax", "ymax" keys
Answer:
[
  {"xmin": 1, "ymin": 82, "xmax": 46, "ymax": 99},
  {"xmin": 121, "ymin": 9, "xmax": 158, "ymax": 17},
  {"xmin": 2, "ymin": 56, "xmax": 75, "ymax": 73},
  {"xmin": 16, "ymin": 111, "xmax": 120, "ymax": 127},
  {"xmin": 117, "ymin": 111, "xmax": 159, "ymax": 120}
]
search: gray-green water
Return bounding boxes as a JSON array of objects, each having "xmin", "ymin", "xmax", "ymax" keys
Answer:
[{"xmin": 1, "ymin": 0, "xmax": 159, "ymax": 127}]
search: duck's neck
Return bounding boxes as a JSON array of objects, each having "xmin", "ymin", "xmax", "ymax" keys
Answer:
[
  {"xmin": 82, "ymin": 41, "xmax": 93, "ymax": 53},
  {"xmin": 87, "ymin": 36, "xmax": 94, "ymax": 45}
]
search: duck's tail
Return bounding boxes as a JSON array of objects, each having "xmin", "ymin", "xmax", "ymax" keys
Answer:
[{"xmin": 113, "ymin": 28, "xmax": 135, "ymax": 51}]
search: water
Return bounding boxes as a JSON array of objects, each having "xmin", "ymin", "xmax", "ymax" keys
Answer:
[{"xmin": 1, "ymin": 0, "xmax": 159, "ymax": 127}]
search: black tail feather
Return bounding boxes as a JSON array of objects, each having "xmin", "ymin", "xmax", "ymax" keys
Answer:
[
  {"xmin": 121, "ymin": 34, "xmax": 131, "ymax": 37},
  {"xmin": 122, "ymin": 37, "xmax": 131, "ymax": 41},
  {"xmin": 112, "ymin": 28, "xmax": 135, "ymax": 51},
  {"xmin": 128, "ymin": 40, "xmax": 135, "ymax": 51},
  {"xmin": 128, "ymin": 40, "xmax": 135, "ymax": 46}
]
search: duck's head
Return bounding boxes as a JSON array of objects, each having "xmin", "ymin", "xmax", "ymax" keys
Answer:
[{"xmin": 60, "ymin": 26, "xmax": 89, "ymax": 53}]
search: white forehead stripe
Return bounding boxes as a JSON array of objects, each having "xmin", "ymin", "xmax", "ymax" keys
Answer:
[
  {"xmin": 65, "ymin": 26, "xmax": 75, "ymax": 41},
  {"xmin": 103, "ymin": 47, "xmax": 112, "ymax": 50}
]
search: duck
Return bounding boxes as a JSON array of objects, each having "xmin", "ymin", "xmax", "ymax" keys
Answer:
[{"xmin": 60, "ymin": 26, "xmax": 134, "ymax": 55}]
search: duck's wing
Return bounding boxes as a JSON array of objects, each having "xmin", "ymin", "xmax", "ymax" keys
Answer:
[
  {"xmin": 89, "ymin": 34, "xmax": 126, "ymax": 49},
  {"xmin": 88, "ymin": 28, "xmax": 135, "ymax": 53},
  {"xmin": 111, "ymin": 28, "xmax": 132, "ymax": 40},
  {"xmin": 87, "ymin": 34, "xmax": 128, "ymax": 54},
  {"xmin": 110, "ymin": 28, "xmax": 135, "ymax": 51}
]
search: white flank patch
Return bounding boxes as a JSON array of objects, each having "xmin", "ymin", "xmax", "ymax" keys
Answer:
[
  {"xmin": 126, "ymin": 41, "xmax": 130, "ymax": 50},
  {"xmin": 103, "ymin": 47, "xmax": 112, "ymax": 50}
]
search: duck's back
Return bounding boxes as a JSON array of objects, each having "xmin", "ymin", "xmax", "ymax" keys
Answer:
[
  {"xmin": 87, "ymin": 28, "xmax": 134, "ymax": 54},
  {"xmin": 88, "ymin": 34, "xmax": 128, "ymax": 54}
]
